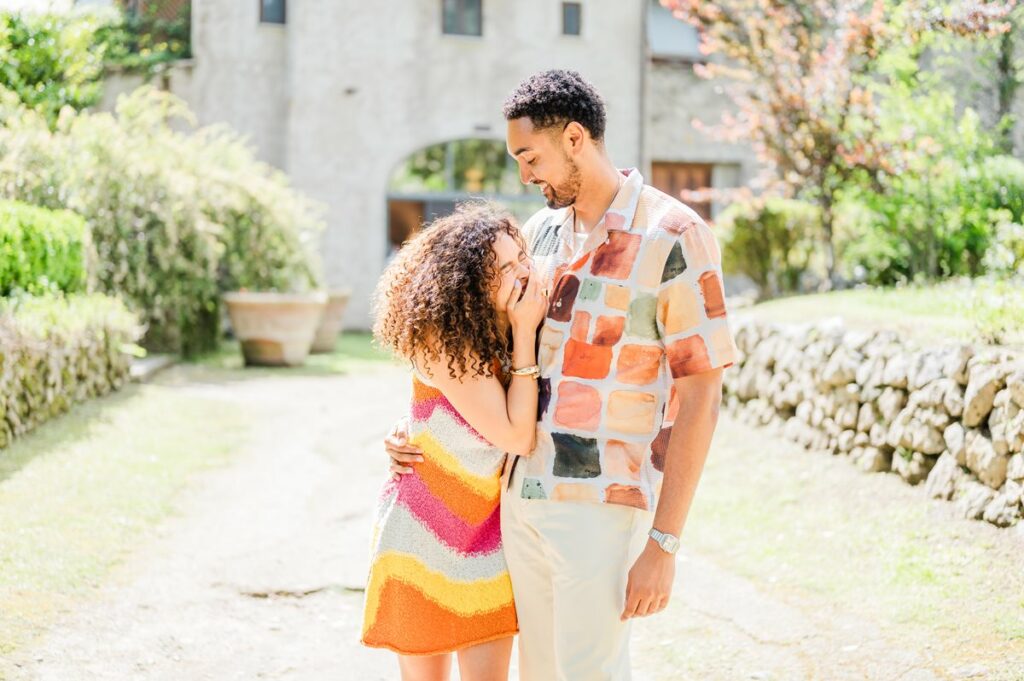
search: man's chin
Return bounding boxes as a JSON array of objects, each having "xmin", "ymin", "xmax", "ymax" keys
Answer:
[{"xmin": 546, "ymin": 196, "xmax": 574, "ymax": 209}]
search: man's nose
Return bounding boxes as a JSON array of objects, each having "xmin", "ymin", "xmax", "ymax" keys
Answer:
[{"xmin": 518, "ymin": 164, "xmax": 534, "ymax": 186}]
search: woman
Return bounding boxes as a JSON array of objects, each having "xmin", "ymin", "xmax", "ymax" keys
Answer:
[{"xmin": 361, "ymin": 203, "xmax": 547, "ymax": 681}]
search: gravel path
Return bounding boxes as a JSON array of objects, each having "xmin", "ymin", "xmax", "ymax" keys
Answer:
[{"xmin": 2, "ymin": 364, "xmax": 1012, "ymax": 680}]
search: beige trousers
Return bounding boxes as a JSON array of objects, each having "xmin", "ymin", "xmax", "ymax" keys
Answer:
[{"xmin": 500, "ymin": 462, "xmax": 653, "ymax": 681}]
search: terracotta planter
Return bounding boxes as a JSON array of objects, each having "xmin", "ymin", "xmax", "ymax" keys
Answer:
[
  {"xmin": 223, "ymin": 291, "xmax": 327, "ymax": 367},
  {"xmin": 311, "ymin": 288, "xmax": 353, "ymax": 354}
]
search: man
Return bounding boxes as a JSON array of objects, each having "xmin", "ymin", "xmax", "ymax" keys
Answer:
[{"xmin": 386, "ymin": 69, "xmax": 738, "ymax": 680}]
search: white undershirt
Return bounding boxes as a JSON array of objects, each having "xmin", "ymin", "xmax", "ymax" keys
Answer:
[
  {"xmin": 570, "ymin": 212, "xmax": 588, "ymax": 258},
  {"xmin": 572, "ymin": 229, "xmax": 588, "ymax": 257}
]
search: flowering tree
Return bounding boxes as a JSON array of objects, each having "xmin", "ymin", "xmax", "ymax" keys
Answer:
[{"xmin": 661, "ymin": 0, "xmax": 1014, "ymax": 285}]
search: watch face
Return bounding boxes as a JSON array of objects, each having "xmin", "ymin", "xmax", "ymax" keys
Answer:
[{"xmin": 663, "ymin": 536, "xmax": 680, "ymax": 553}]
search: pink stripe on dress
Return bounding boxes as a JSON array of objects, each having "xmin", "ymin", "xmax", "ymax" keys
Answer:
[{"xmin": 396, "ymin": 474, "xmax": 502, "ymax": 555}]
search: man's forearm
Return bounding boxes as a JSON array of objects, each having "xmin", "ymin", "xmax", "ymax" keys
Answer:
[{"xmin": 651, "ymin": 371, "xmax": 724, "ymax": 538}]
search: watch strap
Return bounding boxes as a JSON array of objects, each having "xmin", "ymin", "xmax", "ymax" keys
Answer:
[{"xmin": 648, "ymin": 527, "xmax": 680, "ymax": 554}]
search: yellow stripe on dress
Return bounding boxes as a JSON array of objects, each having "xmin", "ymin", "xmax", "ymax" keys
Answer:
[
  {"xmin": 410, "ymin": 431, "xmax": 502, "ymax": 498},
  {"xmin": 363, "ymin": 551, "xmax": 515, "ymax": 630}
]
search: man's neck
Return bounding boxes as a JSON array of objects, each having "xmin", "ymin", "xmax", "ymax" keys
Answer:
[{"xmin": 572, "ymin": 161, "xmax": 623, "ymax": 233}]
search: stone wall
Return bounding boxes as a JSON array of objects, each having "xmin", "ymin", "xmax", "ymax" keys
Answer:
[{"xmin": 724, "ymin": 320, "xmax": 1024, "ymax": 527}]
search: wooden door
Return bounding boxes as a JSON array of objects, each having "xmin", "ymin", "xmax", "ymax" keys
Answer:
[{"xmin": 651, "ymin": 162, "xmax": 713, "ymax": 221}]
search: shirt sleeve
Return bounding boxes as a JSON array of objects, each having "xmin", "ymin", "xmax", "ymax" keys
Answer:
[
  {"xmin": 655, "ymin": 219, "xmax": 739, "ymax": 378},
  {"xmin": 518, "ymin": 211, "xmax": 542, "ymax": 252},
  {"xmin": 518, "ymin": 210, "xmax": 553, "ymax": 256}
]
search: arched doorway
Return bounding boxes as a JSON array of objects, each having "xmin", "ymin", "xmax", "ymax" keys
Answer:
[{"xmin": 387, "ymin": 139, "xmax": 544, "ymax": 257}]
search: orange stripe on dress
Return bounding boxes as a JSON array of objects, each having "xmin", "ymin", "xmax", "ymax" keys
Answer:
[
  {"xmin": 413, "ymin": 454, "xmax": 499, "ymax": 527},
  {"xmin": 362, "ymin": 577, "xmax": 518, "ymax": 656}
]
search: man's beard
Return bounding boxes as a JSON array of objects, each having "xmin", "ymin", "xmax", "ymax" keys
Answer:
[{"xmin": 543, "ymin": 157, "xmax": 581, "ymax": 209}]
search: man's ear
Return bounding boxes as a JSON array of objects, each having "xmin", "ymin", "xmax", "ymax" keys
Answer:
[{"xmin": 562, "ymin": 121, "xmax": 587, "ymax": 155}]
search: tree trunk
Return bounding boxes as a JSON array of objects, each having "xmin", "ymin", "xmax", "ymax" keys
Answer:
[
  {"xmin": 997, "ymin": 27, "xmax": 1018, "ymax": 155},
  {"xmin": 821, "ymin": 191, "xmax": 836, "ymax": 291}
]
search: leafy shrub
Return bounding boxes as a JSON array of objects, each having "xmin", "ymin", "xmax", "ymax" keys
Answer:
[
  {"xmin": 0, "ymin": 199, "xmax": 90, "ymax": 296},
  {"xmin": 0, "ymin": 293, "xmax": 140, "ymax": 449},
  {"xmin": 973, "ymin": 156, "xmax": 1024, "ymax": 278},
  {"xmin": 0, "ymin": 11, "xmax": 107, "ymax": 124},
  {"xmin": 717, "ymin": 198, "xmax": 823, "ymax": 297},
  {"xmin": 95, "ymin": 3, "xmax": 191, "ymax": 75},
  {"xmin": 179, "ymin": 125, "xmax": 324, "ymax": 293},
  {"xmin": 840, "ymin": 153, "xmax": 1024, "ymax": 285},
  {"xmin": 0, "ymin": 87, "xmax": 323, "ymax": 356},
  {"xmin": 963, "ymin": 277, "xmax": 1024, "ymax": 345},
  {"xmin": 0, "ymin": 4, "xmax": 191, "ymax": 124},
  {"xmin": 983, "ymin": 215, "xmax": 1024, "ymax": 277}
]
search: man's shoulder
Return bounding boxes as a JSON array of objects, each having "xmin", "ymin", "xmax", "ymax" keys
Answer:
[
  {"xmin": 635, "ymin": 183, "xmax": 710, "ymax": 240},
  {"xmin": 636, "ymin": 184, "xmax": 724, "ymax": 267}
]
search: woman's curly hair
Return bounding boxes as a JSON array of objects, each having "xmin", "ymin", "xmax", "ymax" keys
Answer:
[{"xmin": 373, "ymin": 202, "xmax": 525, "ymax": 380}]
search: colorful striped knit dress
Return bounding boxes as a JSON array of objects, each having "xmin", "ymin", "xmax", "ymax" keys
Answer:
[{"xmin": 361, "ymin": 370, "xmax": 518, "ymax": 655}]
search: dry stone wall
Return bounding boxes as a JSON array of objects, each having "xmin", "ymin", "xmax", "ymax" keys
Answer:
[{"xmin": 723, "ymin": 320, "xmax": 1024, "ymax": 527}]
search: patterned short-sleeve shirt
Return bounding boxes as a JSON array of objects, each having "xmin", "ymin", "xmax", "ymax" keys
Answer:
[{"xmin": 517, "ymin": 168, "xmax": 739, "ymax": 511}]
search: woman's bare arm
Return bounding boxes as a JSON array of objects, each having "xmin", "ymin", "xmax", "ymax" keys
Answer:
[
  {"xmin": 419, "ymin": 324, "xmax": 539, "ymax": 457},
  {"xmin": 388, "ymin": 265, "xmax": 546, "ymax": 466}
]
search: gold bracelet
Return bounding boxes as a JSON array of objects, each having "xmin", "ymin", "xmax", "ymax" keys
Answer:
[{"xmin": 510, "ymin": 365, "xmax": 540, "ymax": 379}]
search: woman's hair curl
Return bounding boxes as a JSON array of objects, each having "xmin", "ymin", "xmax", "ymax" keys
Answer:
[{"xmin": 373, "ymin": 202, "xmax": 524, "ymax": 379}]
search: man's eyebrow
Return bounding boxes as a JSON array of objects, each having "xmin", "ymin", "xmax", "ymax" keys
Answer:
[{"xmin": 511, "ymin": 146, "xmax": 532, "ymax": 157}]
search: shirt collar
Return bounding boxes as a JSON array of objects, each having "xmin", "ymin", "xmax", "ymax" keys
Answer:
[
  {"xmin": 556, "ymin": 167, "xmax": 644, "ymax": 233},
  {"xmin": 553, "ymin": 168, "xmax": 645, "ymax": 264},
  {"xmin": 604, "ymin": 167, "xmax": 644, "ymax": 232}
]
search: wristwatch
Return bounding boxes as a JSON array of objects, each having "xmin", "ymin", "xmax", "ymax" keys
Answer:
[{"xmin": 648, "ymin": 528, "xmax": 680, "ymax": 555}]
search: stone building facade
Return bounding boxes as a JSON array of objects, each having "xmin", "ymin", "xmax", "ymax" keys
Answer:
[
  {"xmin": 182, "ymin": 0, "xmax": 757, "ymax": 327},
  {"xmin": 4, "ymin": 0, "xmax": 1023, "ymax": 326}
]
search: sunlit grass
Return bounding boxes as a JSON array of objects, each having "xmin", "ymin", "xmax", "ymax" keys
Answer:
[
  {"xmin": 0, "ymin": 381, "xmax": 251, "ymax": 659},
  {"xmin": 192, "ymin": 331, "xmax": 399, "ymax": 373},
  {"xmin": 684, "ymin": 413, "xmax": 1024, "ymax": 672},
  {"xmin": 740, "ymin": 278, "xmax": 1024, "ymax": 347}
]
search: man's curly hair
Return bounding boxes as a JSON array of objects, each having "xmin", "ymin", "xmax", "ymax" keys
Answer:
[
  {"xmin": 502, "ymin": 69, "xmax": 606, "ymax": 141},
  {"xmin": 373, "ymin": 202, "xmax": 524, "ymax": 380}
]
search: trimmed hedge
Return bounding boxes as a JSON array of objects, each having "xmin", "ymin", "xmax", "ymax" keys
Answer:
[
  {"xmin": 0, "ymin": 293, "xmax": 140, "ymax": 449},
  {"xmin": 0, "ymin": 199, "xmax": 89, "ymax": 296}
]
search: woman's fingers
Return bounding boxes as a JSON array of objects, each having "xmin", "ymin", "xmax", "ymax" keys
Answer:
[
  {"xmin": 524, "ymin": 270, "xmax": 539, "ymax": 296},
  {"xmin": 506, "ymin": 279, "xmax": 523, "ymax": 314}
]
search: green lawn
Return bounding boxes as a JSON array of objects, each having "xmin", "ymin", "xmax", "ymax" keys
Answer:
[
  {"xmin": 194, "ymin": 331, "xmax": 398, "ymax": 373},
  {"xmin": 0, "ymin": 380, "xmax": 251, "ymax": 660},
  {"xmin": 739, "ymin": 278, "xmax": 1024, "ymax": 348}
]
